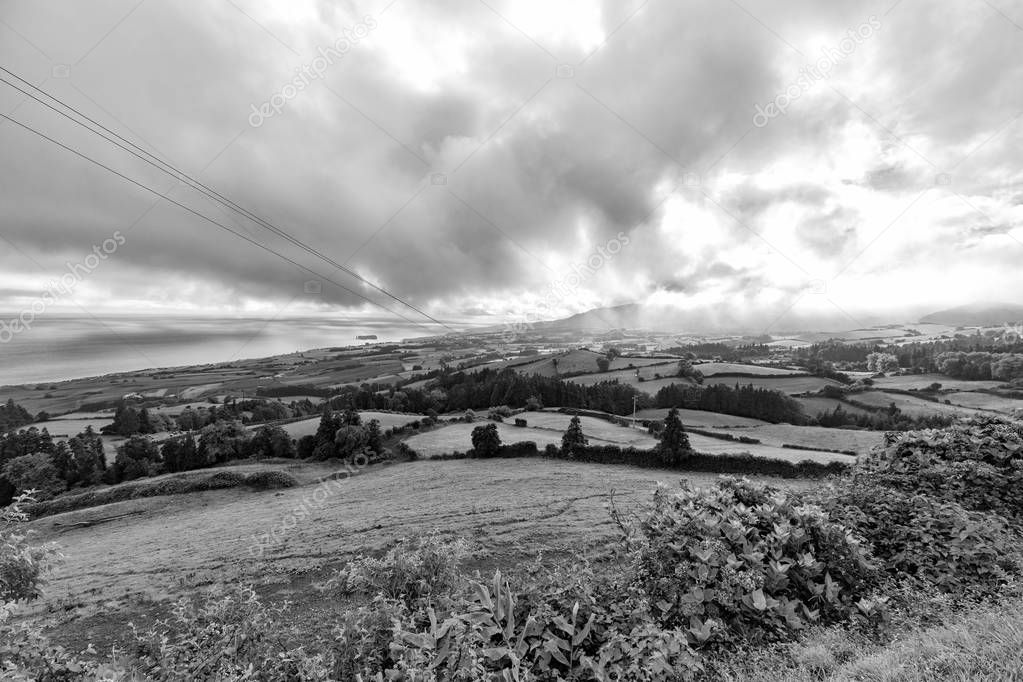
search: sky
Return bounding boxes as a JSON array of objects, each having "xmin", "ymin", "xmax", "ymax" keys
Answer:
[{"xmin": 0, "ymin": 0, "xmax": 1021, "ymax": 335}]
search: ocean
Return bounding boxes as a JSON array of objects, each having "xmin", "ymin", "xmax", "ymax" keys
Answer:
[{"xmin": 0, "ymin": 314, "xmax": 431, "ymax": 386}]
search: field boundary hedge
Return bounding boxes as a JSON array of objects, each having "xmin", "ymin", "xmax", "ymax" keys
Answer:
[{"xmin": 424, "ymin": 441, "xmax": 848, "ymax": 478}]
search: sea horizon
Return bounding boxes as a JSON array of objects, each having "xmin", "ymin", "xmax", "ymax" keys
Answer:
[{"xmin": 0, "ymin": 313, "xmax": 438, "ymax": 387}]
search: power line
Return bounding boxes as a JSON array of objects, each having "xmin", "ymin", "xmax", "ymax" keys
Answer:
[
  {"xmin": 0, "ymin": 65, "xmax": 453, "ymax": 332},
  {"xmin": 0, "ymin": 110, "xmax": 446, "ymax": 333}
]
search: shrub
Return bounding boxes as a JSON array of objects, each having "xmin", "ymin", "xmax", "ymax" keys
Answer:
[
  {"xmin": 243, "ymin": 470, "xmax": 298, "ymax": 490},
  {"xmin": 126, "ymin": 584, "xmax": 328, "ymax": 679},
  {"xmin": 1, "ymin": 493, "xmax": 56, "ymax": 604},
  {"xmin": 819, "ymin": 480, "xmax": 1021, "ymax": 595},
  {"xmin": 856, "ymin": 417, "xmax": 1023, "ymax": 523},
  {"xmin": 498, "ymin": 441, "xmax": 539, "ymax": 458},
  {"xmin": 628, "ymin": 477, "xmax": 882, "ymax": 646},
  {"xmin": 329, "ymin": 533, "xmax": 473, "ymax": 607},
  {"xmin": 396, "ymin": 442, "xmax": 419, "ymax": 461},
  {"xmin": 201, "ymin": 471, "xmax": 248, "ymax": 490},
  {"xmin": 488, "ymin": 405, "xmax": 513, "ymax": 420},
  {"xmin": 514, "ymin": 418, "xmax": 527, "ymax": 427}
]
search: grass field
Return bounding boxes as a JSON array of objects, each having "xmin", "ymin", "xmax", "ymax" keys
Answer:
[
  {"xmin": 403, "ymin": 413, "xmax": 659, "ymax": 457},
  {"xmin": 695, "ymin": 362, "xmax": 804, "ymax": 376},
  {"xmin": 701, "ymin": 375, "xmax": 843, "ymax": 394},
  {"xmin": 636, "ymin": 408, "xmax": 881, "ymax": 454},
  {"xmin": 794, "ymin": 396, "xmax": 873, "ymax": 418},
  {"xmin": 26, "ymin": 459, "xmax": 814, "ymax": 651},
  {"xmin": 943, "ymin": 391, "xmax": 1021, "ymax": 414},
  {"xmin": 684, "ymin": 434, "xmax": 853, "ymax": 464},
  {"xmin": 851, "ymin": 390, "xmax": 988, "ymax": 417},
  {"xmin": 565, "ymin": 369, "xmax": 696, "ymax": 392},
  {"xmin": 509, "ymin": 349, "xmax": 675, "ymax": 378},
  {"xmin": 737, "ymin": 424, "xmax": 882, "ymax": 454},
  {"xmin": 634, "ymin": 408, "xmax": 769, "ymax": 428},
  {"xmin": 869, "ymin": 373, "xmax": 1005, "ymax": 391},
  {"xmin": 401, "ymin": 412, "xmax": 857, "ymax": 463}
]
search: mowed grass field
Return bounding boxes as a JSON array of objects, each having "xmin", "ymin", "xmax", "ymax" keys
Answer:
[
  {"xmin": 27, "ymin": 459, "xmax": 815, "ymax": 650},
  {"xmin": 636, "ymin": 408, "xmax": 882, "ymax": 455},
  {"xmin": 685, "ymin": 434, "xmax": 853, "ymax": 464},
  {"xmin": 870, "ymin": 373, "xmax": 1006, "ymax": 391},
  {"xmin": 634, "ymin": 408, "xmax": 769, "ymax": 428},
  {"xmin": 700, "ymin": 374, "xmax": 843, "ymax": 394},
  {"xmin": 694, "ymin": 362, "xmax": 804, "ymax": 376},
  {"xmin": 509, "ymin": 349, "xmax": 675, "ymax": 378},
  {"xmin": 401, "ymin": 411, "xmax": 857, "ymax": 462},
  {"xmin": 851, "ymin": 390, "xmax": 988, "ymax": 417},
  {"xmin": 403, "ymin": 413, "xmax": 659, "ymax": 457},
  {"xmin": 795, "ymin": 396, "xmax": 874, "ymax": 418},
  {"xmin": 943, "ymin": 391, "xmax": 1021, "ymax": 414}
]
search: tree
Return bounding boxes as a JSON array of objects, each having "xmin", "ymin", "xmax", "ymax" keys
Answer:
[
  {"xmin": 866, "ymin": 352, "xmax": 899, "ymax": 374},
  {"xmin": 657, "ymin": 407, "xmax": 691, "ymax": 465},
  {"xmin": 365, "ymin": 419, "xmax": 382, "ymax": 454},
  {"xmin": 111, "ymin": 435, "xmax": 160, "ymax": 482},
  {"xmin": 197, "ymin": 421, "xmax": 249, "ymax": 466},
  {"xmin": 0, "ymin": 399, "xmax": 33, "ymax": 432},
  {"xmin": 561, "ymin": 416, "xmax": 588, "ymax": 457},
  {"xmin": 524, "ymin": 396, "xmax": 543, "ymax": 411},
  {"xmin": 162, "ymin": 433, "xmax": 200, "ymax": 472},
  {"xmin": 335, "ymin": 425, "xmax": 368, "ymax": 459},
  {"xmin": 2, "ymin": 453, "xmax": 64, "ymax": 500},
  {"xmin": 296, "ymin": 435, "xmax": 316, "ymax": 459},
  {"xmin": 471, "ymin": 423, "xmax": 501, "ymax": 458},
  {"xmin": 314, "ymin": 407, "xmax": 342, "ymax": 446},
  {"xmin": 596, "ymin": 357, "xmax": 611, "ymax": 372},
  {"xmin": 249, "ymin": 424, "xmax": 296, "ymax": 459},
  {"xmin": 58, "ymin": 427, "xmax": 107, "ymax": 486},
  {"xmin": 342, "ymin": 407, "xmax": 362, "ymax": 426},
  {"xmin": 107, "ymin": 403, "xmax": 141, "ymax": 436}
]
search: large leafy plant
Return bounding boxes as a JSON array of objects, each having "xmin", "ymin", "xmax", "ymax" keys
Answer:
[{"xmin": 627, "ymin": 477, "xmax": 882, "ymax": 646}]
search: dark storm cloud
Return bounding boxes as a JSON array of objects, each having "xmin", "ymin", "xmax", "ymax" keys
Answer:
[{"xmin": 0, "ymin": 0, "xmax": 1021, "ymax": 318}]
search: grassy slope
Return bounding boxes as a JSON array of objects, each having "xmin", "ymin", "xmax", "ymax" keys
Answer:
[
  {"xmin": 852, "ymin": 390, "xmax": 988, "ymax": 417},
  {"xmin": 718, "ymin": 596, "xmax": 1023, "ymax": 681},
  {"xmin": 26, "ymin": 459, "xmax": 812, "ymax": 651},
  {"xmin": 402, "ymin": 414, "xmax": 855, "ymax": 463}
]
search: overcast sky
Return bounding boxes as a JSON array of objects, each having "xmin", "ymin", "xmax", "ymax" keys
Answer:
[{"xmin": 1, "ymin": 0, "xmax": 1021, "ymax": 332}]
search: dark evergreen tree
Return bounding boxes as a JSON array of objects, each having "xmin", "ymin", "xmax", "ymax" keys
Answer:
[
  {"xmin": 561, "ymin": 415, "xmax": 588, "ymax": 457},
  {"xmin": 658, "ymin": 407, "xmax": 691, "ymax": 465}
]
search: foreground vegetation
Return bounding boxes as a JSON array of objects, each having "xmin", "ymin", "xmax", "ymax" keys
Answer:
[{"xmin": 3, "ymin": 416, "xmax": 1022, "ymax": 679}]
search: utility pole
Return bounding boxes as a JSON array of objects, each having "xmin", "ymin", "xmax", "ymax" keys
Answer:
[{"xmin": 632, "ymin": 395, "xmax": 638, "ymax": 419}]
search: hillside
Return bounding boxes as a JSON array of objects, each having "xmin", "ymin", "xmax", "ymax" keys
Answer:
[{"xmin": 919, "ymin": 302, "xmax": 1023, "ymax": 326}]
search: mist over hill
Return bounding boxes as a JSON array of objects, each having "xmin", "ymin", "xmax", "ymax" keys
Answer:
[
  {"xmin": 535, "ymin": 302, "xmax": 899, "ymax": 335},
  {"xmin": 919, "ymin": 303, "xmax": 1023, "ymax": 327}
]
